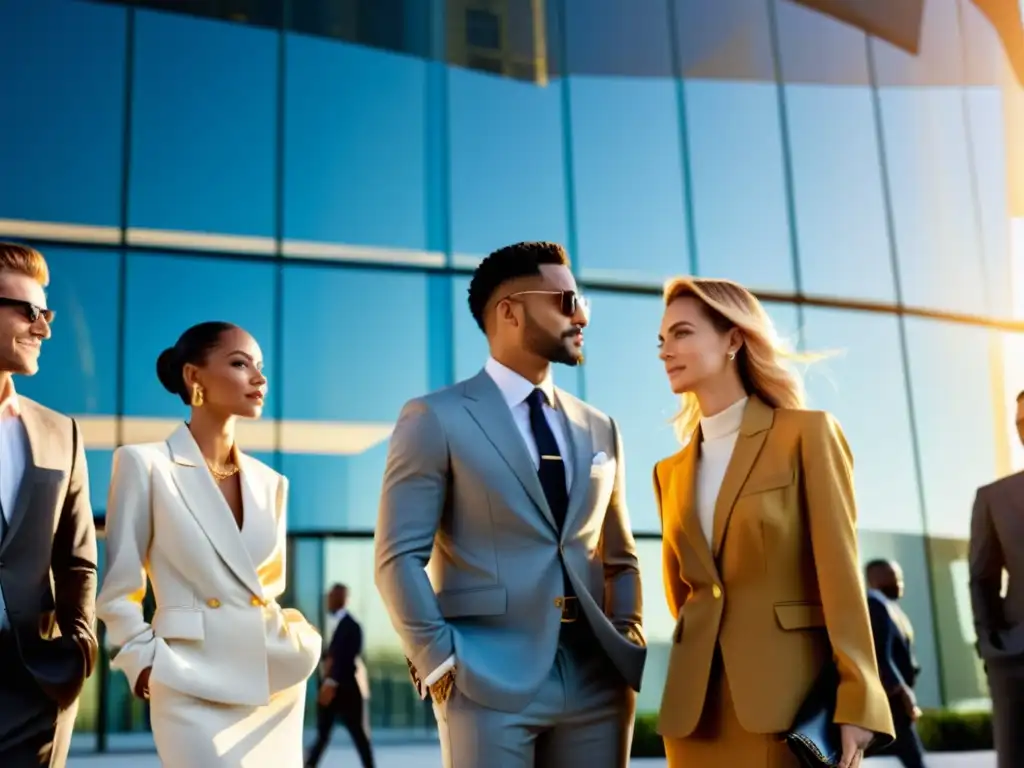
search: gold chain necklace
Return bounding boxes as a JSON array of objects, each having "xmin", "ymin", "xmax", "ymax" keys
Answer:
[
  {"xmin": 205, "ymin": 444, "xmax": 240, "ymax": 482},
  {"xmin": 206, "ymin": 460, "xmax": 239, "ymax": 482}
]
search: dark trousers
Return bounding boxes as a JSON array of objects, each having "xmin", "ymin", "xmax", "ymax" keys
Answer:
[
  {"xmin": 988, "ymin": 658, "xmax": 1024, "ymax": 768},
  {"xmin": 305, "ymin": 680, "xmax": 374, "ymax": 768},
  {"xmin": 874, "ymin": 702, "xmax": 927, "ymax": 768},
  {"xmin": 0, "ymin": 631, "xmax": 72, "ymax": 768}
]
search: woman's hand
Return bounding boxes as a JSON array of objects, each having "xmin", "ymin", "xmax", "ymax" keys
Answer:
[
  {"xmin": 838, "ymin": 723, "xmax": 873, "ymax": 768},
  {"xmin": 134, "ymin": 666, "xmax": 152, "ymax": 700}
]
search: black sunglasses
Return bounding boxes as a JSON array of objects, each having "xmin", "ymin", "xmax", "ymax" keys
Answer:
[
  {"xmin": 0, "ymin": 297, "xmax": 54, "ymax": 324},
  {"xmin": 503, "ymin": 290, "xmax": 589, "ymax": 318}
]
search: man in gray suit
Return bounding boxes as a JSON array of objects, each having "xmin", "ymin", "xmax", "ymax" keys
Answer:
[
  {"xmin": 969, "ymin": 388, "xmax": 1024, "ymax": 768},
  {"xmin": 375, "ymin": 242, "xmax": 645, "ymax": 767},
  {"xmin": 0, "ymin": 243, "xmax": 98, "ymax": 767}
]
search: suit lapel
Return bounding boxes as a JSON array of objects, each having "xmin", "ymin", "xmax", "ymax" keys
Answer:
[
  {"xmin": 461, "ymin": 371, "xmax": 557, "ymax": 531},
  {"xmin": 0, "ymin": 401, "xmax": 49, "ymax": 553},
  {"xmin": 166, "ymin": 424, "xmax": 264, "ymax": 597},
  {"xmin": 889, "ymin": 601, "xmax": 914, "ymax": 643},
  {"xmin": 239, "ymin": 452, "xmax": 281, "ymax": 589},
  {"xmin": 557, "ymin": 391, "xmax": 594, "ymax": 537},
  {"xmin": 711, "ymin": 397, "xmax": 774, "ymax": 558},
  {"xmin": 669, "ymin": 433, "xmax": 720, "ymax": 582}
]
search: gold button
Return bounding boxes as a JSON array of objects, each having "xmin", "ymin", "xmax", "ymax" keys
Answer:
[
  {"xmin": 206, "ymin": 598, "xmax": 221, "ymax": 608},
  {"xmin": 712, "ymin": 585, "xmax": 722, "ymax": 599},
  {"xmin": 250, "ymin": 596, "xmax": 264, "ymax": 607}
]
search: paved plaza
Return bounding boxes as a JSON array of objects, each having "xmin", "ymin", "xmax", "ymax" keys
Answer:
[{"xmin": 68, "ymin": 742, "xmax": 994, "ymax": 767}]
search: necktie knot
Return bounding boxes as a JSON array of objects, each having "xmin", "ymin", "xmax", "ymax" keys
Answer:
[{"xmin": 527, "ymin": 388, "xmax": 549, "ymax": 411}]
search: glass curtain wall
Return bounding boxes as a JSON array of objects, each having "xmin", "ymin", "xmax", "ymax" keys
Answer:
[{"xmin": 0, "ymin": 0, "xmax": 1021, "ymax": 751}]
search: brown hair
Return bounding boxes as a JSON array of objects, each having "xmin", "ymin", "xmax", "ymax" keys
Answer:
[{"xmin": 0, "ymin": 243, "xmax": 49, "ymax": 286}]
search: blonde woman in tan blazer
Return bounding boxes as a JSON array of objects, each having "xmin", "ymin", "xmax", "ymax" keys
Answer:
[
  {"xmin": 97, "ymin": 322, "xmax": 321, "ymax": 767},
  {"xmin": 653, "ymin": 277, "xmax": 893, "ymax": 768}
]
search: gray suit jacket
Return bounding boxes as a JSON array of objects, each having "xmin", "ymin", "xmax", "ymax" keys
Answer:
[
  {"xmin": 970, "ymin": 471, "xmax": 1024, "ymax": 661},
  {"xmin": 374, "ymin": 371, "xmax": 645, "ymax": 712},
  {"xmin": 0, "ymin": 397, "xmax": 98, "ymax": 710}
]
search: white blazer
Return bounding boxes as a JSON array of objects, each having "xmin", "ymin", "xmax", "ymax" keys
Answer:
[{"xmin": 97, "ymin": 424, "xmax": 321, "ymax": 707}]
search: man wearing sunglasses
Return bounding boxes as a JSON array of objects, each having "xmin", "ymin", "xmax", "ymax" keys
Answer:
[
  {"xmin": 375, "ymin": 241, "xmax": 644, "ymax": 767},
  {"xmin": 0, "ymin": 243, "xmax": 98, "ymax": 768}
]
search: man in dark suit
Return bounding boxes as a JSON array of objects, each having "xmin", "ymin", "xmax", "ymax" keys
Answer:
[
  {"xmin": 970, "ymin": 389, "xmax": 1024, "ymax": 768},
  {"xmin": 306, "ymin": 583, "xmax": 374, "ymax": 768},
  {"xmin": 0, "ymin": 243, "xmax": 98, "ymax": 767},
  {"xmin": 866, "ymin": 559, "xmax": 926, "ymax": 768}
]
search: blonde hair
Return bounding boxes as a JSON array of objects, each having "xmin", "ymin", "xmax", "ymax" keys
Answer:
[
  {"xmin": 664, "ymin": 276, "xmax": 822, "ymax": 441},
  {"xmin": 0, "ymin": 242, "xmax": 49, "ymax": 286}
]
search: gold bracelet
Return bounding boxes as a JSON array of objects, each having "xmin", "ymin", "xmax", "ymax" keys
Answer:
[{"xmin": 429, "ymin": 669, "xmax": 456, "ymax": 704}]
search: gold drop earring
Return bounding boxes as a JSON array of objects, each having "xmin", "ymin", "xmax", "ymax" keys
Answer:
[{"xmin": 191, "ymin": 383, "xmax": 205, "ymax": 407}]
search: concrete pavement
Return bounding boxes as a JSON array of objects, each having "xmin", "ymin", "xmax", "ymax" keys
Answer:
[{"xmin": 68, "ymin": 742, "xmax": 995, "ymax": 766}]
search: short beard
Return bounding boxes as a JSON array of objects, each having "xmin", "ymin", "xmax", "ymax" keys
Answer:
[
  {"xmin": 524, "ymin": 315, "xmax": 582, "ymax": 367},
  {"xmin": 879, "ymin": 585, "xmax": 900, "ymax": 601}
]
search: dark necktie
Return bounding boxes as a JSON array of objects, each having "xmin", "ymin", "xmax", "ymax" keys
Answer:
[{"xmin": 526, "ymin": 388, "xmax": 568, "ymax": 531}]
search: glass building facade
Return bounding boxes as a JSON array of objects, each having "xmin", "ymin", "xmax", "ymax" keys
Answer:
[{"xmin": 2, "ymin": 0, "xmax": 1024, "ymax": 753}]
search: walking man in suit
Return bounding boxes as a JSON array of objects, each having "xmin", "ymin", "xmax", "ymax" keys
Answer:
[
  {"xmin": 0, "ymin": 243, "xmax": 98, "ymax": 767},
  {"xmin": 306, "ymin": 583, "xmax": 374, "ymax": 768},
  {"xmin": 866, "ymin": 559, "xmax": 926, "ymax": 768},
  {"xmin": 970, "ymin": 388, "xmax": 1024, "ymax": 768},
  {"xmin": 375, "ymin": 241, "xmax": 645, "ymax": 767}
]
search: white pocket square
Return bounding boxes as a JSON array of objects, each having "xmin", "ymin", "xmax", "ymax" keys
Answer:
[{"xmin": 592, "ymin": 451, "xmax": 610, "ymax": 466}]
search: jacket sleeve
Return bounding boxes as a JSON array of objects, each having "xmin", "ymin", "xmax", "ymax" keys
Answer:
[
  {"xmin": 800, "ymin": 411, "xmax": 894, "ymax": 738},
  {"xmin": 260, "ymin": 475, "xmax": 289, "ymax": 602},
  {"xmin": 373, "ymin": 399, "xmax": 454, "ymax": 680},
  {"xmin": 52, "ymin": 417, "xmax": 99, "ymax": 676},
  {"xmin": 600, "ymin": 419, "xmax": 643, "ymax": 638},
  {"xmin": 654, "ymin": 463, "xmax": 689, "ymax": 621},
  {"xmin": 96, "ymin": 446, "xmax": 155, "ymax": 693},
  {"xmin": 969, "ymin": 486, "xmax": 1005, "ymax": 641},
  {"xmin": 867, "ymin": 595, "xmax": 904, "ymax": 694}
]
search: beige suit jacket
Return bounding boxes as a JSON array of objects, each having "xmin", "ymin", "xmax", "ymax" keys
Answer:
[{"xmin": 96, "ymin": 424, "xmax": 321, "ymax": 706}]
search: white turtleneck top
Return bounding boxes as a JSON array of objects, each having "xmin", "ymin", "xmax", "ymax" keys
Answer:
[{"xmin": 695, "ymin": 397, "xmax": 748, "ymax": 547}]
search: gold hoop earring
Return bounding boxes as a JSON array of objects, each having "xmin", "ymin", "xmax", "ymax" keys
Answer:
[
  {"xmin": 191, "ymin": 383, "xmax": 205, "ymax": 408},
  {"xmin": 727, "ymin": 351, "xmax": 736, "ymax": 361}
]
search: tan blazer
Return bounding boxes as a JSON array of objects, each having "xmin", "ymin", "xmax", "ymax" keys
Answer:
[
  {"xmin": 97, "ymin": 425, "xmax": 321, "ymax": 706},
  {"xmin": 654, "ymin": 397, "xmax": 893, "ymax": 740}
]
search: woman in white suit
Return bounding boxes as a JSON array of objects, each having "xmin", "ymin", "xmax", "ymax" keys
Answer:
[{"xmin": 97, "ymin": 321, "xmax": 321, "ymax": 767}]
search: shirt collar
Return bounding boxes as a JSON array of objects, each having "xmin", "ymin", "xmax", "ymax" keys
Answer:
[
  {"xmin": 0, "ymin": 379, "xmax": 21, "ymax": 418},
  {"xmin": 485, "ymin": 357, "xmax": 556, "ymax": 409},
  {"xmin": 332, "ymin": 608, "xmax": 348, "ymax": 622}
]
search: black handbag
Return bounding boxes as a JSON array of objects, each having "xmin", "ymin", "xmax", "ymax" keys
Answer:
[
  {"xmin": 784, "ymin": 662, "xmax": 842, "ymax": 767},
  {"xmin": 785, "ymin": 662, "xmax": 894, "ymax": 766}
]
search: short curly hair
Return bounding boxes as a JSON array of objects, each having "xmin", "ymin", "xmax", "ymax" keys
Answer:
[{"xmin": 467, "ymin": 241, "xmax": 570, "ymax": 333}]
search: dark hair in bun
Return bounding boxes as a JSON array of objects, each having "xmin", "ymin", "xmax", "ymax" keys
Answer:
[{"xmin": 156, "ymin": 321, "xmax": 239, "ymax": 405}]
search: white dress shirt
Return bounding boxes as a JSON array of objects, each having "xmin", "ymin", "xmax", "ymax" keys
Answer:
[
  {"xmin": 483, "ymin": 356, "xmax": 573, "ymax": 491},
  {"xmin": 696, "ymin": 396, "xmax": 748, "ymax": 547},
  {"xmin": 0, "ymin": 385, "xmax": 29, "ymax": 630},
  {"xmin": 423, "ymin": 359, "xmax": 572, "ymax": 687}
]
